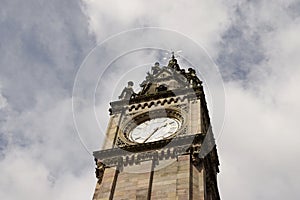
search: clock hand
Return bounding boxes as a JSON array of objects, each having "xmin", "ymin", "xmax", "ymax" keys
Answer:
[
  {"xmin": 143, "ymin": 127, "xmax": 160, "ymax": 143},
  {"xmin": 143, "ymin": 123, "xmax": 168, "ymax": 143}
]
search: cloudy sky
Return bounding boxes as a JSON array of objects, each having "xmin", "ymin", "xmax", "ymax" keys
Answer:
[{"xmin": 1, "ymin": 0, "xmax": 300, "ymax": 199}]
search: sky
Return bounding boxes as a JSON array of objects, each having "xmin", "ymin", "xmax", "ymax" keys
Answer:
[{"xmin": 1, "ymin": 0, "xmax": 300, "ymax": 199}]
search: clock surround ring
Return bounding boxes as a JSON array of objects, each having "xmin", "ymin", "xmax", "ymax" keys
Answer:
[{"xmin": 119, "ymin": 108, "xmax": 187, "ymax": 145}]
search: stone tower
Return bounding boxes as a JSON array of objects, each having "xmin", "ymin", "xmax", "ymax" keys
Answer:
[{"xmin": 92, "ymin": 55, "xmax": 221, "ymax": 200}]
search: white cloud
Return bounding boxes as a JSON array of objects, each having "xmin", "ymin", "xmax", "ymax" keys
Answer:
[
  {"xmin": 0, "ymin": 87, "xmax": 8, "ymax": 110},
  {"xmin": 79, "ymin": 0, "xmax": 300, "ymax": 199},
  {"xmin": 219, "ymin": 77, "xmax": 300, "ymax": 199},
  {"xmin": 0, "ymin": 147, "xmax": 95, "ymax": 200},
  {"xmin": 0, "ymin": 94, "xmax": 97, "ymax": 199},
  {"xmin": 217, "ymin": 1, "xmax": 300, "ymax": 199},
  {"xmin": 1, "ymin": 0, "xmax": 300, "ymax": 199},
  {"xmin": 0, "ymin": 0, "xmax": 97, "ymax": 199},
  {"xmin": 82, "ymin": 0, "xmax": 230, "ymax": 55}
]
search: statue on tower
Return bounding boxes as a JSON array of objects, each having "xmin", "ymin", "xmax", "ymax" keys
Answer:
[
  {"xmin": 118, "ymin": 81, "xmax": 136, "ymax": 100},
  {"xmin": 151, "ymin": 62, "xmax": 161, "ymax": 75}
]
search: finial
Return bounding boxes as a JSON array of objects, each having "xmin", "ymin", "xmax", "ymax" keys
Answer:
[
  {"xmin": 171, "ymin": 51, "xmax": 175, "ymax": 60},
  {"xmin": 163, "ymin": 50, "xmax": 181, "ymax": 62}
]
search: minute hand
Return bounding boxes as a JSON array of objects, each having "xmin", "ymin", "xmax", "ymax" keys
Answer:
[{"xmin": 143, "ymin": 124, "xmax": 167, "ymax": 143}]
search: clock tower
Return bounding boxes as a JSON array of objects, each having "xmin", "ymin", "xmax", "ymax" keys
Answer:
[{"xmin": 92, "ymin": 54, "xmax": 221, "ymax": 200}]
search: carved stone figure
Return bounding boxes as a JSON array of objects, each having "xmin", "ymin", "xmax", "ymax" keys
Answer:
[{"xmin": 118, "ymin": 81, "xmax": 136, "ymax": 100}]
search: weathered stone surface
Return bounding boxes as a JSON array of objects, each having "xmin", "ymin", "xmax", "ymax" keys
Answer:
[{"xmin": 92, "ymin": 59, "xmax": 220, "ymax": 200}]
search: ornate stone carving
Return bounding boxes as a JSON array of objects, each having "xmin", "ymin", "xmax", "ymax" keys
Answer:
[
  {"xmin": 94, "ymin": 133, "xmax": 204, "ymax": 168},
  {"xmin": 93, "ymin": 56, "xmax": 221, "ymax": 200},
  {"xmin": 95, "ymin": 159, "xmax": 106, "ymax": 184},
  {"xmin": 186, "ymin": 68, "xmax": 202, "ymax": 88},
  {"xmin": 119, "ymin": 81, "xmax": 136, "ymax": 100}
]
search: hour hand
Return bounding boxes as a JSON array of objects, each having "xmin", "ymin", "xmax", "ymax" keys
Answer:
[{"xmin": 143, "ymin": 127, "xmax": 160, "ymax": 143}]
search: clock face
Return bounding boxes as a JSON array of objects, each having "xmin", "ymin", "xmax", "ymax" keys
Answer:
[{"xmin": 129, "ymin": 117, "xmax": 181, "ymax": 143}]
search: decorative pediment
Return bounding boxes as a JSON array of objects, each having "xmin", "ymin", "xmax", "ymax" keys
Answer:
[
  {"xmin": 117, "ymin": 58, "xmax": 203, "ymax": 102},
  {"xmin": 154, "ymin": 68, "xmax": 173, "ymax": 79}
]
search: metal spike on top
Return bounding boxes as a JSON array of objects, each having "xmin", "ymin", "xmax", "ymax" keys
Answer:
[
  {"xmin": 163, "ymin": 50, "xmax": 182, "ymax": 61},
  {"xmin": 171, "ymin": 51, "xmax": 175, "ymax": 60}
]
